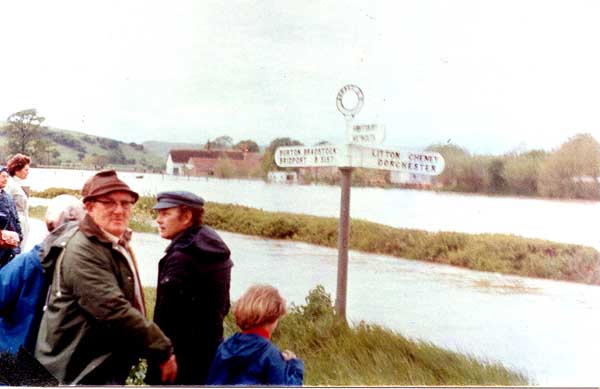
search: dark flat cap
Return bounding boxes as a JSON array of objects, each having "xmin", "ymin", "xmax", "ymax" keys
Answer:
[{"xmin": 153, "ymin": 191, "xmax": 205, "ymax": 210}]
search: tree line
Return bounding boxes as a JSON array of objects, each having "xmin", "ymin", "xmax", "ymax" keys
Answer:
[
  {"xmin": 429, "ymin": 133, "xmax": 600, "ymax": 200},
  {"xmin": 3, "ymin": 109, "xmax": 599, "ymax": 200}
]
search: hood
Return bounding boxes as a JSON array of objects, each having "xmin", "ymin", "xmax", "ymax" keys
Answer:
[
  {"xmin": 168, "ymin": 225, "xmax": 231, "ymax": 264},
  {"xmin": 218, "ymin": 333, "xmax": 271, "ymax": 367},
  {"xmin": 39, "ymin": 221, "xmax": 80, "ymax": 274}
]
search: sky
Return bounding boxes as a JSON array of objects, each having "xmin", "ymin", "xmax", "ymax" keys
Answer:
[{"xmin": 1, "ymin": 0, "xmax": 600, "ymax": 154}]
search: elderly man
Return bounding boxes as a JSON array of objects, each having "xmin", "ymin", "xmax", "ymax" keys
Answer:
[
  {"xmin": 147, "ymin": 191, "xmax": 233, "ymax": 385},
  {"xmin": 0, "ymin": 166, "xmax": 22, "ymax": 267},
  {"xmin": 35, "ymin": 170, "xmax": 177, "ymax": 385}
]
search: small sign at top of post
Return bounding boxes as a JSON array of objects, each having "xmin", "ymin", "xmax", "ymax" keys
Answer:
[{"xmin": 336, "ymin": 84, "xmax": 364, "ymax": 118}]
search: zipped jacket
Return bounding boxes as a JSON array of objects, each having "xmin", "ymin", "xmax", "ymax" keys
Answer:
[{"xmin": 206, "ymin": 332, "xmax": 304, "ymax": 385}]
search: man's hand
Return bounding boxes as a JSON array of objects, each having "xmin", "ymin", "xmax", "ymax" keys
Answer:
[{"xmin": 160, "ymin": 354, "xmax": 178, "ymax": 383}]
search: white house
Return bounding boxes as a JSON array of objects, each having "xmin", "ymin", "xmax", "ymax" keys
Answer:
[{"xmin": 165, "ymin": 149, "xmax": 207, "ymax": 175}]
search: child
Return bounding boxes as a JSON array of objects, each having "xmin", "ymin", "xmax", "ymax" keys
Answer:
[{"xmin": 206, "ymin": 284, "xmax": 304, "ymax": 385}]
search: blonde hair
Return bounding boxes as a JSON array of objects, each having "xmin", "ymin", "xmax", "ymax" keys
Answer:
[{"xmin": 234, "ymin": 284, "xmax": 287, "ymax": 331}]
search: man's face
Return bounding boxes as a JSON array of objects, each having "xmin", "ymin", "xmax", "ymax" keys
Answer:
[
  {"xmin": 156, "ymin": 206, "xmax": 191, "ymax": 239},
  {"xmin": 86, "ymin": 191, "xmax": 136, "ymax": 237},
  {"xmin": 0, "ymin": 171, "xmax": 8, "ymax": 189}
]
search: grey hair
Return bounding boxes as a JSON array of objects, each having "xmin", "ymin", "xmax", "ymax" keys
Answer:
[{"xmin": 45, "ymin": 194, "xmax": 86, "ymax": 232}]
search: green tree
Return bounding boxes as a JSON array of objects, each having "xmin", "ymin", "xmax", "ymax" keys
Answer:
[
  {"xmin": 538, "ymin": 133, "xmax": 600, "ymax": 199},
  {"xmin": 31, "ymin": 138, "xmax": 55, "ymax": 165},
  {"xmin": 5, "ymin": 109, "xmax": 46, "ymax": 155},
  {"xmin": 427, "ymin": 144, "xmax": 470, "ymax": 190},
  {"xmin": 211, "ymin": 135, "xmax": 234, "ymax": 149},
  {"xmin": 234, "ymin": 139, "xmax": 259, "ymax": 153},
  {"xmin": 214, "ymin": 157, "xmax": 235, "ymax": 178},
  {"xmin": 487, "ymin": 158, "xmax": 508, "ymax": 193},
  {"xmin": 504, "ymin": 150, "xmax": 547, "ymax": 196}
]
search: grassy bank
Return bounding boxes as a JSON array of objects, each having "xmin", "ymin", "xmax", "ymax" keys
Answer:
[
  {"xmin": 30, "ymin": 188, "xmax": 600, "ymax": 285},
  {"xmin": 136, "ymin": 286, "xmax": 529, "ymax": 386}
]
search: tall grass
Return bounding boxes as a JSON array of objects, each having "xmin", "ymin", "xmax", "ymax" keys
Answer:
[
  {"xmin": 134, "ymin": 286, "xmax": 529, "ymax": 386},
  {"xmin": 30, "ymin": 189, "xmax": 600, "ymax": 285}
]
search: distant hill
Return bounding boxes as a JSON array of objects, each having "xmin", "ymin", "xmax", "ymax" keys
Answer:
[{"xmin": 0, "ymin": 122, "xmax": 165, "ymax": 171}]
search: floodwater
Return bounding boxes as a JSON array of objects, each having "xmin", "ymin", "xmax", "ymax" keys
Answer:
[
  {"xmin": 27, "ymin": 168, "xmax": 600, "ymax": 250},
  {"xmin": 25, "ymin": 168, "xmax": 600, "ymax": 385}
]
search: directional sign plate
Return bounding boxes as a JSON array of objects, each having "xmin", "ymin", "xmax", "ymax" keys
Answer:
[
  {"xmin": 350, "ymin": 124, "xmax": 385, "ymax": 145},
  {"xmin": 347, "ymin": 144, "xmax": 445, "ymax": 175},
  {"xmin": 274, "ymin": 145, "xmax": 339, "ymax": 168}
]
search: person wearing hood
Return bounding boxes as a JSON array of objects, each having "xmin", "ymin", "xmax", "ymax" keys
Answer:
[
  {"xmin": 206, "ymin": 284, "xmax": 304, "ymax": 386},
  {"xmin": 0, "ymin": 195, "xmax": 85, "ymax": 355},
  {"xmin": 148, "ymin": 190, "xmax": 233, "ymax": 385}
]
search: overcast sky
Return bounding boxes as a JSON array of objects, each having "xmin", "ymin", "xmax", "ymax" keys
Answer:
[{"xmin": 1, "ymin": 1, "xmax": 600, "ymax": 154}]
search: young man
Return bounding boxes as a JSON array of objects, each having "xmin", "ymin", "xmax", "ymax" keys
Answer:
[
  {"xmin": 35, "ymin": 170, "xmax": 177, "ymax": 385},
  {"xmin": 149, "ymin": 191, "xmax": 233, "ymax": 385}
]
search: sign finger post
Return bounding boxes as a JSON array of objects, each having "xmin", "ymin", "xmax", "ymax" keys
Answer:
[{"xmin": 274, "ymin": 85, "xmax": 445, "ymax": 321}]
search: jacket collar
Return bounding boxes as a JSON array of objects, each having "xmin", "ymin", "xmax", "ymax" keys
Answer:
[{"xmin": 165, "ymin": 225, "xmax": 200, "ymax": 253}]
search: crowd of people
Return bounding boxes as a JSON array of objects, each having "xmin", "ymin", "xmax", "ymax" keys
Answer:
[{"xmin": 0, "ymin": 164, "xmax": 304, "ymax": 386}]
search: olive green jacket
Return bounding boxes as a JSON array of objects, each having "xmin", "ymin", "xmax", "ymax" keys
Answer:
[{"xmin": 35, "ymin": 215, "xmax": 172, "ymax": 384}]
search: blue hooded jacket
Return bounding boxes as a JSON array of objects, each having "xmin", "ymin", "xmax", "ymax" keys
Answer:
[
  {"xmin": 0, "ymin": 245, "xmax": 45, "ymax": 354},
  {"xmin": 206, "ymin": 333, "xmax": 304, "ymax": 385}
]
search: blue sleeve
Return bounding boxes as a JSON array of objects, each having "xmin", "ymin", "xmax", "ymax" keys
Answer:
[
  {"xmin": 264, "ymin": 346, "xmax": 304, "ymax": 386},
  {"xmin": 0, "ymin": 253, "xmax": 26, "ymax": 314}
]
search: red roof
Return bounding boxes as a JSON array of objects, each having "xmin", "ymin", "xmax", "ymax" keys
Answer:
[{"xmin": 169, "ymin": 149, "xmax": 207, "ymax": 163}]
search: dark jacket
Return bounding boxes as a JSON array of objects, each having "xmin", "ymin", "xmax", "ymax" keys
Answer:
[
  {"xmin": 0, "ymin": 245, "xmax": 44, "ymax": 354},
  {"xmin": 148, "ymin": 225, "xmax": 233, "ymax": 385},
  {"xmin": 206, "ymin": 333, "xmax": 304, "ymax": 385},
  {"xmin": 35, "ymin": 215, "xmax": 172, "ymax": 385},
  {"xmin": 0, "ymin": 189, "xmax": 22, "ymax": 267}
]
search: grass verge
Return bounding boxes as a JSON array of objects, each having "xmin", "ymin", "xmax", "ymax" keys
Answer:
[{"xmin": 129, "ymin": 285, "xmax": 530, "ymax": 386}]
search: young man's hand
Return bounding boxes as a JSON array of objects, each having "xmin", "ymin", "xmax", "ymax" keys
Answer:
[{"xmin": 160, "ymin": 354, "xmax": 178, "ymax": 383}]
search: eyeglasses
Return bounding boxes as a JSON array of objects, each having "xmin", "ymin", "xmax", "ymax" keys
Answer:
[{"xmin": 94, "ymin": 199, "xmax": 135, "ymax": 211}]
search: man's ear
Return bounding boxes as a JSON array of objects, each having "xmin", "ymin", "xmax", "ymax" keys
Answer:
[
  {"xmin": 179, "ymin": 206, "xmax": 194, "ymax": 226},
  {"xmin": 84, "ymin": 201, "xmax": 94, "ymax": 213}
]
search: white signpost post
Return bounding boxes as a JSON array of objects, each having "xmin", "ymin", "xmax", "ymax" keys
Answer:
[{"xmin": 274, "ymin": 85, "xmax": 446, "ymax": 320}]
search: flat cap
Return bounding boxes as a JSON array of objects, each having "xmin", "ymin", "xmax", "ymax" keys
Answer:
[
  {"xmin": 153, "ymin": 191, "xmax": 205, "ymax": 210},
  {"xmin": 81, "ymin": 170, "xmax": 139, "ymax": 203}
]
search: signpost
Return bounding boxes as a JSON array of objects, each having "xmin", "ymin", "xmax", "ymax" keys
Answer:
[{"xmin": 274, "ymin": 85, "xmax": 446, "ymax": 321}]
